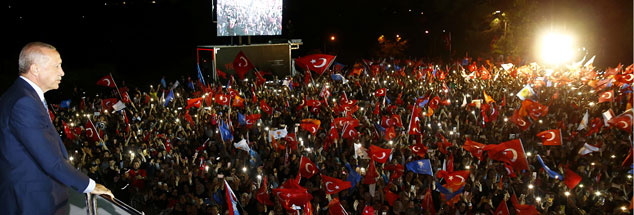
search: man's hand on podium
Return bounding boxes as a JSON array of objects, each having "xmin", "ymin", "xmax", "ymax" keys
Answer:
[{"xmin": 91, "ymin": 183, "xmax": 114, "ymax": 199}]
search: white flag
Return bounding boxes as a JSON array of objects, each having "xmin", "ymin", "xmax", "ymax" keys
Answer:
[
  {"xmin": 602, "ymin": 109, "xmax": 615, "ymax": 127},
  {"xmin": 577, "ymin": 110, "xmax": 589, "ymax": 131},
  {"xmin": 578, "ymin": 143, "xmax": 600, "ymax": 155},
  {"xmin": 268, "ymin": 128, "xmax": 288, "ymax": 141},
  {"xmin": 113, "ymin": 100, "xmax": 126, "ymax": 112},
  {"xmin": 234, "ymin": 139, "xmax": 250, "ymax": 152}
]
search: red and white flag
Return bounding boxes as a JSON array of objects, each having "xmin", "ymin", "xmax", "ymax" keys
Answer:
[
  {"xmin": 598, "ymin": 90, "xmax": 614, "ymax": 103},
  {"xmin": 295, "ymin": 54, "xmax": 336, "ymax": 75},
  {"xmin": 96, "ymin": 75, "xmax": 115, "ymax": 88},
  {"xmin": 408, "ymin": 106, "xmax": 423, "ymax": 135},
  {"xmin": 320, "ymin": 85, "xmax": 331, "ymax": 100},
  {"xmin": 215, "ymin": 93, "xmax": 231, "ymax": 106},
  {"xmin": 484, "ymin": 139, "xmax": 529, "ymax": 171},
  {"xmin": 369, "ymin": 145, "xmax": 392, "ymax": 163},
  {"xmin": 511, "ymin": 110, "xmax": 531, "ymax": 131},
  {"xmin": 463, "ymin": 137, "xmax": 485, "ymax": 160},
  {"xmin": 375, "ymin": 88, "xmax": 386, "ymax": 97},
  {"xmin": 232, "ymin": 51, "xmax": 254, "ymax": 80},
  {"xmin": 494, "ymin": 200, "xmax": 510, "ymax": 215},
  {"xmin": 608, "ymin": 109, "xmax": 633, "ymax": 132},
  {"xmin": 260, "ymin": 100, "xmax": 273, "ymax": 114},
  {"xmin": 299, "ymin": 156, "xmax": 318, "ymax": 178},
  {"xmin": 536, "ymin": 129, "xmax": 562, "ymax": 146},
  {"xmin": 321, "ymin": 175, "xmax": 351, "ymax": 194},
  {"xmin": 256, "ymin": 177, "xmax": 273, "ymax": 206},
  {"xmin": 409, "ymin": 143, "xmax": 428, "ymax": 158},
  {"xmin": 300, "ymin": 120, "xmax": 320, "ymax": 135}
]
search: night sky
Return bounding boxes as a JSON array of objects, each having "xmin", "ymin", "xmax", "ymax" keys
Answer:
[{"xmin": 0, "ymin": 0, "xmax": 632, "ymax": 96}]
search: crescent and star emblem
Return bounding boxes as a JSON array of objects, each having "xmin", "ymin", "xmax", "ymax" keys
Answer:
[
  {"xmin": 618, "ymin": 114, "xmax": 632, "ymax": 129},
  {"xmin": 545, "ymin": 131, "xmax": 556, "ymax": 141},
  {"xmin": 456, "ymin": 175, "xmax": 465, "ymax": 183},
  {"xmin": 104, "ymin": 79, "xmax": 111, "ymax": 86},
  {"xmin": 348, "ymin": 130, "xmax": 356, "ymax": 137},
  {"xmin": 602, "ymin": 92, "xmax": 612, "ymax": 99},
  {"xmin": 239, "ymin": 56, "xmax": 248, "ymax": 67},
  {"xmin": 412, "ymin": 146, "xmax": 420, "ymax": 152},
  {"xmin": 503, "ymin": 149, "xmax": 518, "ymax": 162},
  {"xmin": 624, "ymin": 74, "xmax": 634, "ymax": 82},
  {"xmin": 312, "ymin": 58, "xmax": 328, "ymax": 68},
  {"xmin": 518, "ymin": 119, "xmax": 526, "ymax": 126},
  {"xmin": 375, "ymin": 152, "xmax": 386, "ymax": 160},
  {"xmin": 325, "ymin": 181, "xmax": 336, "ymax": 193},
  {"xmin": 305, "ymin": 163, "xmax": 314, "ymax": 173},
  {"xmin": 310, "ymin": 127, "xmax": 317, "ymax": 134},
  {"xmin": 86, "ymin": 128, "xmax": 94, "ymax": 137}
]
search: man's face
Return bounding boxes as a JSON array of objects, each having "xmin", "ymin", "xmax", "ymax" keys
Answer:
[{"xmin": 34, "ymin": 48, "xmax": 64, "ymax": 92}]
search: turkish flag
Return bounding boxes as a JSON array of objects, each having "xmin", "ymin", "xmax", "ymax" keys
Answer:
[
  {"xmin": 586, "ymin": 117, "xmax": 603, "ymax": 136},
  {"xmin": 96, "ymin": 74, "xmax": 115, "ymax": 87},
  {"xmin": 260, "ymin": 100, "xmax": 273, "ymax": 114},
  {"xmin": 375, "ymin": 88, "xmax": 386, "ymax": 97},
  {"xmin": 334, "ymin": 117, "xmax": 359, "ymax": 129},
  {"xmin": 299, "ymin": 156, "xmax": 318, "ymax": 178},
  {"xmin": 511, "ymin": 194, "xmax": 539, "ymax": 215},
  {"xmin": 484, "ymin": 139, "xmax": 529, "ymax": 171},
  {"xmin": 536, "ymin": 129, "xmax": 562, "ymax": 146},
  {"xmin": 215, "ymin": 93, "xmax": 230, "ymax": 106},
  {"xmin": 608, "ymin": 109, "xmax": 633, "ymax": 132},
  {"xmin": 598, "ymin": 90, "xmax": 614, "ymax": 103},
  {"xmin": 101, "ymin": 98, "xmax": 118, "ymax": 110},
  {"xmin": 306, "ymin": 99, "xmax": 323, "ymax": 107},
  {"xmin": 327, "ymin": 122, "xmax": 339, "ymax": 140},
  {"xmin": 408, "ymin": 106, "xmax": 423, "ymax": 135},
  {"xmin": 186, "ymin": 97, "xmax": 203, "ymax": 109},
  {"xmin": 437, "ymin": 170, "xmax": 470, "ymax": 191},
  {"xmin": 522, "ymin": 99, "xmax": 548, "ymax": 120},
  {"xmin": 422, "ymin": 188, "xmax": 436, "ymax": 215},
  {"xmin": 369, "ymin": 145, "xmax": 392, "ymax": 163},
  {"xmin": 409, "ymin": 143, "xmax": 428, "ymax": 158},
  {"xmin": 429, "ymin": 96, "xmax": 441, "ymax": 110},
  {"xmin": 437, "ymin": 134, "xmax": 451, "ymax": 154},
  {"xmin": 385, "ymin": 189, "xmax": 399, "ymax": 206},
  {"xmin": 363, "ymin": 161, "xmax": 378, "ymax": 184},
  {"xmin": 341, "ymin": 103, "xmax": 359, "ymax": 114},
  {"xmin": 84, "ymin": 121, "xmax": 100, "ymax": 142},
  {"xmin": 300, "ymin": 121, "xmax": 320, "ymax": 135},
  {"xmin": 284, "ymin": 133, "xmax": 298, "ymax": 151},
  {"xmin": 385, "ymin": 126, "xmax": 397, "ymax": 140},
  {"xmin": 564, "ymin": 168, "xmax": 582, "ymax": 190},
  {"xmin": 232, "ymin": 51, "xmax": 254, "ymax": 80},
  {"xmin": 321, "ymin": 175, "xmax": 351, "ymax": 194},
  {"xmin": 463, "ymin": 137, "xmax": 485, "ymax": 160},
  {"xmin": 295, "ymin": 54, "xmax": 336, "ymax": 75},
  {"xmin": 121, "ymin": 91, "xmax": 132, "ymax": 103},
  {"xmin": 320, "ymin": 85, "xmax": 331, "ymax": 99},
  {"xmin": 615, "ymin": 73, "xmax": 634, "ymax": 84},
  {"xmin": 342, "ymin": 126, "xmax": 359, "ymax": 139},
  {"xmin": 184, "ymin": 110, "xmax": 194, "ymax": 126},
  {"xmin": 256, "ymin": 177, "xmax": 273, "ymax": 206},
  {"xmin": 511, "ymin": 110, "xmax": 531, "ymax": 131},
  {"xmin": 327, "ymin": 198, "xmax": 348, "ymax": 215},
  {"xmin": 245, "ymin": 114, "xmax": 260, "ymax": 128},
  {"xmin": 362, "ymin": 206, "xmax": 375, "ymax": 215},
  {"xmin": 62, "ymin": 121, "xmax": 75, "ymax": 140},
  {"xmin": 272, "ymin": 188, "xmax": 313, "ymax": 206},
  {"xmin": 495, "ymin": 200, "xmax": 510, "ymax": 215}
]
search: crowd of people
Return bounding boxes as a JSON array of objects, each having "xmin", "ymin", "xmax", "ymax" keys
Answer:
[
  {"xmin": 51, "ymin": 56, "xmax": 633, "ymax": 215},
  {"xmin": 217, "ymin": 0, "xmax": 283, "ymax": 36}
]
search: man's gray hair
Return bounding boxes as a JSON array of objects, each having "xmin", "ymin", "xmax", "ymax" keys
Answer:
[{"xmin": 18, "ymin": 42, "xmax": 56, "ymax": 75}]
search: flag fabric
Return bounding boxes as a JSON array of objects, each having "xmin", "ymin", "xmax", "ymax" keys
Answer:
[
  {"xmin": 422, "ymin": 188, "xmax": 436, "ymax": 215},
  {"xmin": 435, "ymin": 182, "xmax": 464, "ymax": 201},
  {"xmin": 233, "ymin": 51, "xmax": 254, "ymax": 80},
  {"xmin": 406, "ymin": 159, "xmax": 433, "ymax": 176},
  {"xmin": 409, "ymin": 143, "xmax": 428, "ymax": 158},
  {"xmin": 608, "ymin": 109, "xmax": 633, "ymax": 132},
  {"xmin": 62, "ymin": 121, "xmax": 75, "ymax": 140},
  {"xmin": 197, "ymin": 63, "xmax": 206, "ymax": 86},
  {"xmin": 112, "ymin": 100, "xmax": 126, "ymax": 112},
  {"xmin": 269, "ymin": 128, "xmax": 288, "ymax": 140},
  {"xmin": 234, "ymin": 139, "xmax": 250, "ymax": 152},
  {"xmin": 345, "ymin": 163, "xmax": 361, "ymax": 188},
  {"xmin": 256, "ymin": 177, "xmax": 273, "ymax": 206},
  {"xmin": 408, "ymin": 105, "xmax": 422, "ymax": 135},
  {"xmin": 361, "ymin": 206, "xmax": 375, "ymax": 215},
  {"xmin": 516, "ymin": 85, "xmax": 535, "ymax": 101},
  {"xmin": 224, "ymin": 180, "xmax": 241, "ymax": 215},
  {"xmin": 463, "ymin": 137, "xmax": 486, "ymax": 160},
  {"xmin": 96, "ymin": 75, "xmax": 116, "ymax": 88},
  {"xmin": 299, "ymin": 156, "xmax": 319, "ymax": 179},
  {"xmin": 327, "ymin": 198, "xmax": 348, "ymax": 215},
  {"xmin": 186, "ymin": 97, "xmax": 203, "ymax": 109},
  {"xmin": 511, "ymin": 194, "xmax": 539, "ymax": 215},
  {"xmin": 536, "ymin": 129, "xmax": 562, "ymax": 146},
  {"xmin": 295, "ymin": 54, "xmax": 336, "ymax": 75},
  {"xmin": 598, "ymin": 90, "xmax": 614, "ymax": 103},
  {"xmin": 385, "ymin": 189, "xmax": 399, "ymax": 206},
  {"xmin": 484, "ymin": 139, "xmax": 529, "ymax": 171},
  {"xmin": 321, "ymin": 175, "xmax": 352, "ymax": 194},
  {"xmin": 300, "ymin": 121, "xmax": 320, "ymax": 135},
  {"xmin": 219, "ymin": 121, "xmax": 233, "ymax": 142},
  {"xmin": 483, "ymin": 90, "xmax": 496, "ymax": 104},
  {"xmin": 510, "ymin": 110, "xmax": 531, "ymax": 131},
  {"xmin": 369, "ymin": 145, "xmax": 392, "ymax": 163},
  {"xmin": 215, "ymin": 93, "xmax": 230, "ymax": 106},
  {"xmin": 331, "ymin": 73, "xmax": 348, "ymax": 84},
  {"xmin": 60, "ymin": 99, "xmax": 71, "ymax": 108},
  {"xmin": 578, "ymin": 143, "xmax": 600, "ymax": 155},
  {"xmin": 320, "ymin": 85, "xmax": 331, "ymax": 100},
  {"xmin": 101, "ymin": 98, "xmax": 118, "ymax": 110},
  {"xmin": 160, "ymin": 77, "xmax": 167, "ymax": 88},
  {"xmin": 164, "ymin": 90, "xmax": 174, "ymax": 107},
  {"xmin": 536, "ymin": 155, "xmax": 563, "ymax": 180},
  {"xmin": 578, "ymin": 110, "xmax": 590, "ymax": 130},
  {"xmin": 363, "ymin": 161, "xmax": 379, "ymax": 184},
  {"xmin": 375, "ymin": 88, "xmax": 386, "ymax": 97},
  {"xmin": 495, "ymin": 200, "xmax": 510, "ymax": 215},
  {"xmin": 564, "ymin": 168, "xmax": 582, "ymax": 189},
  {"xmin": 436, "ymin": 170, "xmax": 470, "ymax": 190},
  {"xmin": 602, "ymin": 109, "xmax": 615, "ymax": 126},
  {"xmin": 260, "ymin": 100, "xmax": 273, "ymax": 115}
]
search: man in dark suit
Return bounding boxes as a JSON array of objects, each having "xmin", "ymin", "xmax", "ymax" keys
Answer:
[{"xmin": 0, "ymin": 42, "xmax": 113, "ymax": 214}]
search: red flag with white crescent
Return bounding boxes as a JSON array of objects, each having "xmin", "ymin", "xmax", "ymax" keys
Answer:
[
  {"xmin": 536, "ymin": 129, "xmax": 562, "ymax": 146},
  {"xmin": 369, "ymin": 145, "xmax": 391, "ymax": 163},
  {"xmin": 232, "ymin": 51, "xmax": 254, "ymax": 80},
  {"xmin": 598, "ymin": 90, "xmax": 614, "ymax": 103},
  {"xmin": 321, "ymin": 175, "xmax": 351, "ymax": 194},
  {"xmin": 96, "ymin": 75, "xmax": 115, "ymax": 88},
  {"xmin": 295, "ymin": 54, "xmax": 336, "ymax": 75},
  {"xmin": 608, "ymin": 109, "xmax": 633, "ymax": 132},
  {"xmin": 484, "ymin": 139, "xmax": 529, "ymax": 171},
  {"xmin": 299, "ymin": 156, "xmax": 318, "ymax": 179}
]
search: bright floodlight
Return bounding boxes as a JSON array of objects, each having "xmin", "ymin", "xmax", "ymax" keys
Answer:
[{"xmin": 538, "ymin": 32, "xmax": 575, "ymax": 65}]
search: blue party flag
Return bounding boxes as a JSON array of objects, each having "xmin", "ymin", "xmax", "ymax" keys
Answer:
[
  {"xmin": 537, "ymin": 154, "xmax": 563, "ymax": 180},
  {"xmin": 406, "ymin": 159, "xmax": 433, "ymax": 176}
]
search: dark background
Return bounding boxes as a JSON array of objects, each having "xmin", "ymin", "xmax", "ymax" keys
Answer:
[{"xmin": 0, "ymin": 0, "xmax": 632, "ymax": 99}]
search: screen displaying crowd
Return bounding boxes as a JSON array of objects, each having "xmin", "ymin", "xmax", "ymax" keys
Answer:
[
  {"xmin": 216, "ymin": 0, "xmax": 283, "ymax": 36},
  {"xmin": 54, "ymin": 56, "xmax": 633, "ymax": 215}
]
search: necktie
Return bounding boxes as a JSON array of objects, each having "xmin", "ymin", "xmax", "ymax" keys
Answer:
[{"xmin": 43, "ymin": 99, "xmax": 52, "ymax": 122}]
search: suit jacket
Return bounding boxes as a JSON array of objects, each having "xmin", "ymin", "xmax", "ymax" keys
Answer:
[{"xmin": 0, "ymin": 78, "xmax": 89, "ymax": 214}]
